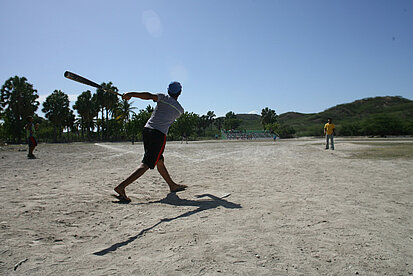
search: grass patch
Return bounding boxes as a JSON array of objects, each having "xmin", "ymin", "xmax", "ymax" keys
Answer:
[{"xmin": 349, "ymin": 142, "xmax": 413, "ymax": 159}]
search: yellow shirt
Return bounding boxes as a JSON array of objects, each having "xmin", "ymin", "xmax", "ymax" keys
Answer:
[{"xmin": 324, "ymin": 123, "xmax": 335, "ymax": 135}]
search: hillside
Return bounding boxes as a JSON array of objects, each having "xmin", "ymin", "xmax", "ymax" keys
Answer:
[
  {"xmin": 229, "ymin": 96, "xmax": 413, "ymax": 136},
  {"xmin": 236, "ymin": 114, "xmax": 262, "ymax": 129},
  {"xmin": 278, "ymin": 96, "xmax": 413, "ymax": 136}
]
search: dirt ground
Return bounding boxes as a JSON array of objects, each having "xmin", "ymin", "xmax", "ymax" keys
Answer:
[{"xmin": 1, "ymin": 138, "xmax": 412, "ymax": 275}]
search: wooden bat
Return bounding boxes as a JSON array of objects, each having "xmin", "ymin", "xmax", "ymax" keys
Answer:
[{"xmin": 64, "ymin": 71, "xmax": 122, "ymax": 97}]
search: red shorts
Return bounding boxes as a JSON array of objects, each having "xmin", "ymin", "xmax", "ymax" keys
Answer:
[{"xmin": 28, "ymin": 136, "xmax": 37, "ymax": 147}]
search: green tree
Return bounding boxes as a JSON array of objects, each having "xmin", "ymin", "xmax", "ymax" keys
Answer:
[
  {"xmin": 115, "ymin": 99, "xmax": 137, "ymax": 123},
  {"xmin": 65, "ymin": 109, "xmax": 76, "ymax": 141},
  {"xmin": 101, "ymin": 83, "xmax": 119, "ymax": 121},
  {"xmin": 261, "ymin": 107, "xmax": 278, "ymax": 129},
  {"xmin": 95, "ymin": 82, "xmax": 120, "ymax": 140},
  {"xmin": 145, "ymin": 105, "xmax": 154, "ymax": 113},
  {"xmin": 362, "ymin": 114, "xmax": 405, "ymax": 136},
  {"xmin": 111, "ymin": 99, "xmax": 137, "ymax": 140},
  {"xmin": 225, "ymin": 111, "xmax": 236, "ymax": 120},
  {"xmin": 214, "ymin": 117, "xmax": 224, "ymax": 131},
  {"xmin": 0, "ymin": 122, "xmax": 4, "ymax": 143},
  {"xmin": 339, "ymin": 122, "xmax": 363, "ymax": 136},
  {"xmin": 73, "ymin": 90, "xmax": 98, "ymax": 139},
  {"xmin": 42, "ymin": 90, "xmax": 71, "ymax": 142},
  {"xmin": 206, "ymin": 111, "xmax": 216, "ymax": 130},
  {"xmin": 126, "ymin": 108, "xmax": 152, "ymax": 141},
  {"xmin": 169, "ymin": 112, "xmax": 199, "ymax": 140},
  {"xmin": 91, "ymin": 93, "xmax": 100, "ymax": 138},
  {"xmin": 32, "ymin": 116, "xmax": 52, "ymax": 142},
  {"xmin": 224, "ymin": 111, "xmax": 241, "ymax": 130},
  {"xmin": 197, "ymin": 115, "xmax": 210, "ymax": 136},
  {"xmin": 405, "ymin": 119, "xmax": 413, "ymax": 135},
  {"xmin": 0, "ymin": 76, "xmax": 39, "ymax": 142},
  {"xmin": 264, "ymin": 122, "xmax": 280, "ymax": 134},
  {"xmin": 106, "ymin": 118, "xmax": 123, "ymax": 141},
  {"xmin": 277, "ymin": 124, "xmax": 296, "ymax": 138},
  {"xmin": 264, "ymin": 121, "xmax": 296, "ymax": 138}
]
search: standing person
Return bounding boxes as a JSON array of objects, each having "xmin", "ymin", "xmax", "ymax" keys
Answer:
[
  {"xmin": 324, "ymin": 118, "xmax": 336, "ymax": 150},
  {"xmin": 25, "ymin": 116, "xmax": 39, "ymax": 159},
  {"xmin": 114, "ymin": 81, "xmax": 187, "ymax": 202},
  {"xmin": 181, "ymin": 132, "xmax": 188, "ymax": 144}
]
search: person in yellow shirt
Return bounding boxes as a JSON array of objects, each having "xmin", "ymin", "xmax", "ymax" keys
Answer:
[{"xmin": 324, "ymin": 118, "xmax": 336, "ymax": 150}]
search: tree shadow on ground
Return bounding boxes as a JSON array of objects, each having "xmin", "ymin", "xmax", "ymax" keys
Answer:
[{"xmin": 93, "ymin": 193, "xmax": 242, "ymax": 256}]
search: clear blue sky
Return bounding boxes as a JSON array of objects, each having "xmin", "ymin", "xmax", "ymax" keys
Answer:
[{"xmin": 1, "ymin": 0, "xmax": 412, "ymax": 117}]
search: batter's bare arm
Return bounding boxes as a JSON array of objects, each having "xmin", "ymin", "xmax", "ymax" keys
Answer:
[{"xmin": 122, "ymin": 92, "xmax": 158, "ymax": 102}]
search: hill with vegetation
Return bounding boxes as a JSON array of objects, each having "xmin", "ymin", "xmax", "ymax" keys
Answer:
[
  {"xmin": 236, "ymin": 114, "xmax": 262, "ymax": 130},
  {"xmin": 234, "ymin": 96, "xmax": 413, "ymax": 137},
  {"xmin": 278, "ymin": 96, "xmax": 413, "ymax": 136}
]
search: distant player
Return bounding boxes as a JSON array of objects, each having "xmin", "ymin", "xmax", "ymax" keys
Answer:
[
  {"xmin": 324, "ymin": 118, "xmax": 336, "ymax": 150},
  {"xmin": 114, "ymin": 82, "xmax": 187, "ymax": 202},
  {"xmin": 181, "ymin": 132, "xmax": 188, "ymax": 144},
  {"xmin": 25, "ymin": 116, "xmax": 39, "ymax": 159}
]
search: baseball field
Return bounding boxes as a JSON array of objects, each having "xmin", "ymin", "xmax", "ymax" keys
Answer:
[{"xmin": 1, "ymin": 138, "xmax": 412, "ymax": 275}]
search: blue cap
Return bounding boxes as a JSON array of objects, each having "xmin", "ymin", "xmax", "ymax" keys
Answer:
[{"xmin": 168, "ymin": 81, "xmax": 182, "ymax": 95}]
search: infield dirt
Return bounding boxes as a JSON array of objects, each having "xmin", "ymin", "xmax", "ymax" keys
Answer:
[{"xmin": 1, "ymin": 138, "xmax": 412, "ymax": 275}]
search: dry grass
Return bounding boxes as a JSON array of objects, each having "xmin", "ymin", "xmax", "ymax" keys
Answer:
[{"xmin": 349, "ymin": 142, "xmax": 413, "ymax": 159}]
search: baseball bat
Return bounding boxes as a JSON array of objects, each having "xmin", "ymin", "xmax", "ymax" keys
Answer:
[{"xmin": 64, "ymin": 71, "xmax": 122, "ymax": 97}]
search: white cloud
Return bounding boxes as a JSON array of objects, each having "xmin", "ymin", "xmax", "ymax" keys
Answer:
[
  {"xmin": 142, "ymin": 10, "xmax": 162, "ymax": 38},
  {"xmin": 248, "ymin": 110, "xmax": 259, "ymax": 115}
]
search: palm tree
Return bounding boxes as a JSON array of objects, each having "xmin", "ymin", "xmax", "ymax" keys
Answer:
[
  {"xmin": 65, "ymin": 110, "xmax": 76, "ymax": 141},
  {"xmin": 0, "ymin": 76, "xmax": 39, "ymax": 143},
  {"xmin": 91, "ymin": 93, "xmax": 100, "ymax": 138},
  {"xmin": 198, "ymin": 115, "xmax": 209, "ymax": 136},
  {"xmin": 42, "ymin": 90, "xmax": 70, "ymax": 142},
  {"xmin": 261, "ymin": 107, "xmax": 278, "ymax": 129},
  {"xmin": 214, "ymin": 117, "xmax": 224, "ymax": 131},
  {"xmin": 73, "ymin": 117, "xmax": 83, "ymax": 139},
  {"xmin": 145, "ymin": 105, "xmax": 154, "ymax": 113},
  {"xmin": 225, "ymin": 111, "xmax": 236, "ymax": 120},
  {"xmin": 113, "ymin": 99, "xmax": 137, "ymax": 139},
  {"xmin": 206, "ymin": 111, "xmax": 216, "ymax": 130},
  {"xmin": 224, "ymin": 111, "xmax": 241, "ymax": 130},
  {"xmin": 95, "ymin": 86, "xmax": 105, "ymax": 137},
  {"xmin": 116, "ymin": 99, "xmax": 137, "ymax": 122},
  {"xmin": 102, "ymin": 82, "xmax": 119, "ymax": 120},
  {"xmin": 73, "ymin": 90, "xmax": 98, "ymax": 140},
  {"xmin": 96, "ymin": 82, "xmax": 120, "ymax": 140},
  {"xmin": 103, "ymin": 83, "xmax": 119, "ymax": 137}
]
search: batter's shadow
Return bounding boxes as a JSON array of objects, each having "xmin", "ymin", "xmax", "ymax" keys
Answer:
[{"xmin": 93, "ymin": 193, "xmax": 242, "ymax": 256}]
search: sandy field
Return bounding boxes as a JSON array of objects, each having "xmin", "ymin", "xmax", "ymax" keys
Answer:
[{"xmin": 1, "ymin": 138, "xmax": 412, "ymax": 275}]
